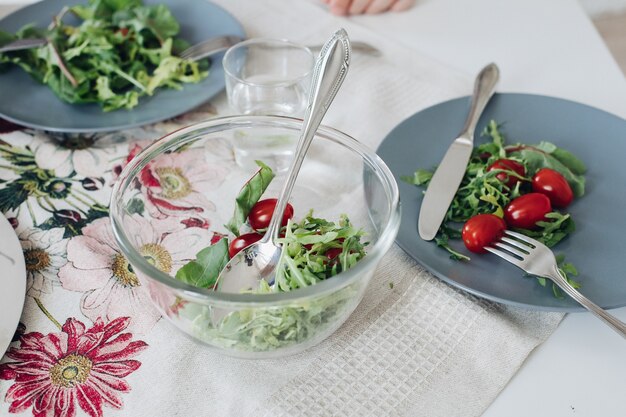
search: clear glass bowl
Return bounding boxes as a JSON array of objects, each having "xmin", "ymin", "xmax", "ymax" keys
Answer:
[{"xmin": 110, "ymin": 115, "xmax": 400, "ymax": 358}]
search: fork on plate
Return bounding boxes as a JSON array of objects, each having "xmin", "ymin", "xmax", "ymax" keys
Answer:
[
  {"xmin": 486, "ymin": 230, "xmax": 626, "ymax": 339},
  {"xmin": 1, "ymin": 35, "xmax": 381, "ymax": 60}
]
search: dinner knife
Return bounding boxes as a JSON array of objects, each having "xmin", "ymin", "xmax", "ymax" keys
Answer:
[{"xmin": 418, "ymin": 63, "xmax": 500, "ymax": 241}]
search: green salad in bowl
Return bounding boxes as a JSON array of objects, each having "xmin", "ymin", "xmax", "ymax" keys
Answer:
[{"xmin": 110, "ymin": 115, "xmax": 400, "ymax": 358}]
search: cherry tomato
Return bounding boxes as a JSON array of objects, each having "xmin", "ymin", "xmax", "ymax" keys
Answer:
[
  {"xmin": 325, "ymin": 247, "xmax": 343, "ymax": 260},
  {"xmin": 504, "ymin": 193, "xmax": 552, "ymax": 229},
  {"xmin": 248, "ymin": 198, "xmax": 294, "ymax": 231},
  {"xmin": 461, "ymin": 214, "xmax": 507, "ymax": 253},
  {"xmin": 531, "ymin": 168, "xmax": 574, "ymax": 208},
  {"xmin": 228, "ymin": 232, "xmax": 263, "ymax": 258},
  {"xmin": 487, "ymin": 159, "xmax": 526, "ymax": 188}
]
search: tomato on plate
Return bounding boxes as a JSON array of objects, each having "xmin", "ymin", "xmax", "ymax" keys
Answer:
[
  {"xmin": 532, "ymin": 168, "xmax": 574, "ymax": 208},
  {"xmin": 248, "ymin": 198, "xmax": 294, "ymax": 231},
  {"xmin": 504, "ymin": 193, "xmax": 552, "ymax": 229},
  {"xmin": 462, "ymin": 214, "xmax": 507, "ymax": 253},
  {"xmin": 228, "ymin": 232, "xmax": 263, "ymax": 258},
  {"xmin": 487, "ymin": 159, "xmax": 526, "ymax": 188}
]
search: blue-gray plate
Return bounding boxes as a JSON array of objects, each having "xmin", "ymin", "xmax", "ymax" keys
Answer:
[
  {"xmin": 377, "ymin": 93, "xmax": 626, "ymax": 311},
  {"xmin": 0, "ymin": 0, "xmax": 244, "ymax": 133}
]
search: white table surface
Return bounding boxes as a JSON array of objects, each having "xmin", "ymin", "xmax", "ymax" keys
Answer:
[
  {"xmin": 351, "ymin": 1, "xmax": 626, "ymax": 416},
  {"xmin": 2, "ymin": 0, "xmax": 625, "ymax": 416}
]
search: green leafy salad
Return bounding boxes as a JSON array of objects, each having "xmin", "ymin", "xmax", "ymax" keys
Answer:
[
  {"xmin": 404, "ymin": 120, "xmax": 586, "ymax": 297},
  {"xmin": 0, "ymin": 0, "xmax": 208, "ymax": 111},
  {"xmin": 175, "ymin": 161, "xmax": 368, "ymax": 351}
]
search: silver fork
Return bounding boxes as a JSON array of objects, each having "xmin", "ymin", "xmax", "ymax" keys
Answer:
[
  {"xmin": 486, "ymin": 230, "xmax": 626, "ymax": 339},
  {"xmin": 0, "ymin": 35, "xmax": 239, "ymax": 59},
  {"xmin": 178, "ymin": 35, "xmax": 244, "ymax": 61},
  {"xmin": 0, "ymin": 38, "xmax": 48, "ymax": 53},
  {"xmin": 179, "ymin": 35, "xmax": 381, "ymax": 61},
  {"xmin": 1, "ymin": 35, "xmax": 381, "ymax": 60}
]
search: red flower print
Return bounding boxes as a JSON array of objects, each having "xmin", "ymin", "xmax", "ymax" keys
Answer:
[{"xmin": 0, "ymin": 317, "xmax": 147, "ymax": 417}]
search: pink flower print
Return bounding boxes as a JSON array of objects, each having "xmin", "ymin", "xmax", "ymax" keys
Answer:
[
  {"xmin": 59, "ymin": 216, "xmax": 215, "ymax": 334},
  {"xmin": 0, "ymin": 317, "xmax": 147, "ymax": 417},
  {"xmin": 140, "ymin": 150, "xmax": 228, "ymax": 219}
]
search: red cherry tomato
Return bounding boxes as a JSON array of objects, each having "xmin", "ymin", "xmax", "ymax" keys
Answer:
[
  {"xmin": 461, "ymin": 214, "xmax": 507, "ymax": 253},
  {"xmin": 531, "ymin": 168, "xmax": 574, "ymax": 208},
  {"xmin": 325, "ymin": 247, "xmax": 343, "ymax": 260},
  {"xmin": 228, "ymin": 232, "xmax": 263, "ymax": 258},
  {"xmin": 248, "ymin": 198, "xmax": 294, "ymax": 231},
  {"xmin": 487, "ymin": 159, "xmax": 526, "ymax": 188},
  {"xmin": 504, "ymin": 193, "xmax": 552, "ymax": 229}
]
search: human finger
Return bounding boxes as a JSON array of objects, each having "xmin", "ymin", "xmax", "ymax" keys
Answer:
[
  {"xmin": 348, "ymin": 0, "xmax": 371, "ymax": 14},
  {"xmin": 329, "ymin": 0, "xmax": 352, "ymax": 15},
  {"xmin": 390, "ymin": 0, "xmax": 415, "ymax": 12},
  {"xmin": 365, "ymin": 0, "xmax": 394, "ymax": 14}
]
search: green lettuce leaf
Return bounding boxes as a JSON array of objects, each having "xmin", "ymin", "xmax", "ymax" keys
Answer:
[
  {"xmin": 507, "ymin": 142, "xmax": 586, "ymax": 197},
  {"xmin": 175, "ymin": 238, "xmax": 229, "ymax": 288},
  {"xmin": 225, "ymin": 161, "xmax": 275, "ymax": 236}
]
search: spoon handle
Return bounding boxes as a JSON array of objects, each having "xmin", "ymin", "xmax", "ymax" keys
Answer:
[{"xmin": 265, "ymin": 28, "xmax": 352, "ymax": 240}]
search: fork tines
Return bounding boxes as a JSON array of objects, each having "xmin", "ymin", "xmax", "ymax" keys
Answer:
[{"xmin": 484, "ymin": 230, "xmax": 535, "ymax": 264}]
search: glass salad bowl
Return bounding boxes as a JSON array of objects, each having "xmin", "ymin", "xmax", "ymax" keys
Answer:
[{"xmin": 110, "ymin": 115, "xmax": 400, "ymax": 358}]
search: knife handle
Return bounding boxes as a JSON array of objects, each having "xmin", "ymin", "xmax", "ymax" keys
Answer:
[{"xmin": 461, "ymin": 63, "xmax": 500, "ymax": 139}]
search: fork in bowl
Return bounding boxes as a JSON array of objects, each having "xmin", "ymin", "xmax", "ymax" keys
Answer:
[{"xmin": 486, "ymin": 230, "xmax": 626, "ymax": 339}]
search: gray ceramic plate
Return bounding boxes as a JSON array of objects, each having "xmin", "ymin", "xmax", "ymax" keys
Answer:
[
  {"xmin": 0, "ymin": 0, "xmax": 244, "ymax": 133},
  {"xmin": 377, "ymin": 93, "xmax": 626, "ymax": 312}
]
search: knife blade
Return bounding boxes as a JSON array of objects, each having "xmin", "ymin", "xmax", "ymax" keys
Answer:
[{"xmin": 418, "ymin": 63, "xmax": 500, "ymax": 241}]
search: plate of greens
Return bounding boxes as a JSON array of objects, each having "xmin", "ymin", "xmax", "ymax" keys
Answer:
[
  {"xmin": 0, "ymin": 0, "xmax": 244, "ymax": 132},
  {"xmin": 377, "ymin": 93, "xmax": 626, "ymax": 311}
]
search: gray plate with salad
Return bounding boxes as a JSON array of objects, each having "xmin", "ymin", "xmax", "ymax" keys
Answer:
[
  {"xmin": 377, "ymin": 93, "xmax": 626, "ymax": 311},
  {"xmin": 0, "ymin": 0, "xmax": 244, "ymax": 132}
]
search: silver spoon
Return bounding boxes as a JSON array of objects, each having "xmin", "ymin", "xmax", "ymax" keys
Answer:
[{"xmin": 214, "ymin": 28, "xmax": 352, "ymax": 294}]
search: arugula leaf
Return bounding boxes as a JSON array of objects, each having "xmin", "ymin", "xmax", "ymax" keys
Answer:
[
  {"xmin": 435, "ymin": 232, "xmax": 470, "ymax": 261},
  {"xmin": 175, "ymin": 238, "xmax": 229, "ymax": 288},
  {"xmin": 225, "ymin": 161, "xmax": 275, "ymax": 236},
  {"xmin": 514, "ymin": 211, "xmax": 575, "ymax": 247}
]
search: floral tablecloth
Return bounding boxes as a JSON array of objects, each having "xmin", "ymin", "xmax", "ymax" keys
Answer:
[
  {"xmin": 0, "ymin": 103, "xmax": 224, "ymax": 416},
  {"xmin": 1, "ymin": 1, "xmax": 565, "ymax": 417}
]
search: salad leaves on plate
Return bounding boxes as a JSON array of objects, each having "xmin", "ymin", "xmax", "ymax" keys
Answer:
[
  {"xmin": 404, "ymin": 120, "xmax": 585, "ymax": 295},
  {"xmin": 0, "ymin": 0, "xmax": 208, "ymax": 111}
]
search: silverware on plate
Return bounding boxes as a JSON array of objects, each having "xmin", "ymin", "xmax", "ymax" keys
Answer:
[
  {"xmin": 1, "ymin": 35, "xmax": 380, "ymax": 59},
  {"xmin": 0, "ymin": 37, "xmax": 48, "ymax": 53},
  {"xmin": 417, "ymin": 63, "xmax": 500, "ymax": 241},
  {"xmin": 487, "ymin": 230, "xmax": 626, "ymax": 339}
]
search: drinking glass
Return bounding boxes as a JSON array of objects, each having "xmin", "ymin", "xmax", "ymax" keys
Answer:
[{"xmin": 223, "ymin": 39, "xmax": 315, "ymax": 171}]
